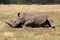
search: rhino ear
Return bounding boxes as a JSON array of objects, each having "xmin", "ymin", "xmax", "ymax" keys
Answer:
[{"xmin": 18, "ymin": 12, "xmax": 21, "ymax": 17}]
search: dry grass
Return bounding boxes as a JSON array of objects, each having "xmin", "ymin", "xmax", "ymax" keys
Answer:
[
  {"xmin": 0, "ymin": 4, "xmax": 60, "ymax": 13},
  {"xmin": 0, "ymin": 4, "xmax": 60, "ymax": 40}
]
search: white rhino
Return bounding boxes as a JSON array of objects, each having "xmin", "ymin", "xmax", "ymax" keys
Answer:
[{"xmin": 6, "ymin": 12, "xmax": 55, "ymax": 28}]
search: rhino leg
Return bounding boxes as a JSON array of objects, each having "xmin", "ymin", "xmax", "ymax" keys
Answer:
[
  {"xmin": 22, "ymin": 20, "xmax": 34, "ymax": 28},
  {"xmin": 47, "ymin": 17, "xmax": 55, "ymax": 28}
]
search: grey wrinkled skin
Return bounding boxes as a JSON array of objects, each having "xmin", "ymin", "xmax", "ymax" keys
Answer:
[{"xmin": 6, "ymin": 12, "xmax": 55, "ymax": 28}]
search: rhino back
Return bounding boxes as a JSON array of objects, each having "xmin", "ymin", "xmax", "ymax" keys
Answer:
[
  {"xmin": 34, "ymin": 15, "xmax": 47, "ymax": 25},
  {"xmin": 17, "ymin": 13, "xmax": 48, "ymax": 24}
]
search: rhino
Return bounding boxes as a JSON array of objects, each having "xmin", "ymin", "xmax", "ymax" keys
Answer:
[{"xmin": 6, "ymin": 12, "xmax": 55, "ymax": 28}]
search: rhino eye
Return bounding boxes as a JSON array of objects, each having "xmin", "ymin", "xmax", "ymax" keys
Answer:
[
  {"xmin": 13, "ymin": 20, "xmax": 16, "ymax": 23},
  {"xmin": 11, "ymin": 21, "xmax": 13, "ymax": 22}
]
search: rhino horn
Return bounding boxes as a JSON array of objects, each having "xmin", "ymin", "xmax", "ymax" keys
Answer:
[{"xmin": 5, "ymin": 21, "xmax": 13, "ymax": 27}]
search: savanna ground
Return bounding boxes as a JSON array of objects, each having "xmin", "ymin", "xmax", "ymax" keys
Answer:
[{"xmin": 0, "ymin": 4, "xmax": 60, "ymax": 40}]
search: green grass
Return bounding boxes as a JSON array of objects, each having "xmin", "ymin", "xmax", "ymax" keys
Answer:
[{"xmin": 0, "ymin": 11, "xmax": 60, "ymax": 40}]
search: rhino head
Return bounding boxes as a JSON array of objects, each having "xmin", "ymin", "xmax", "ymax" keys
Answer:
[
  {"xmin": 5, "ymin": 20, "xmax": 23, "ymax": 28},
  {"xmin": 5, "ymin": 12, "xmax": 26, "ymax": 28}
]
